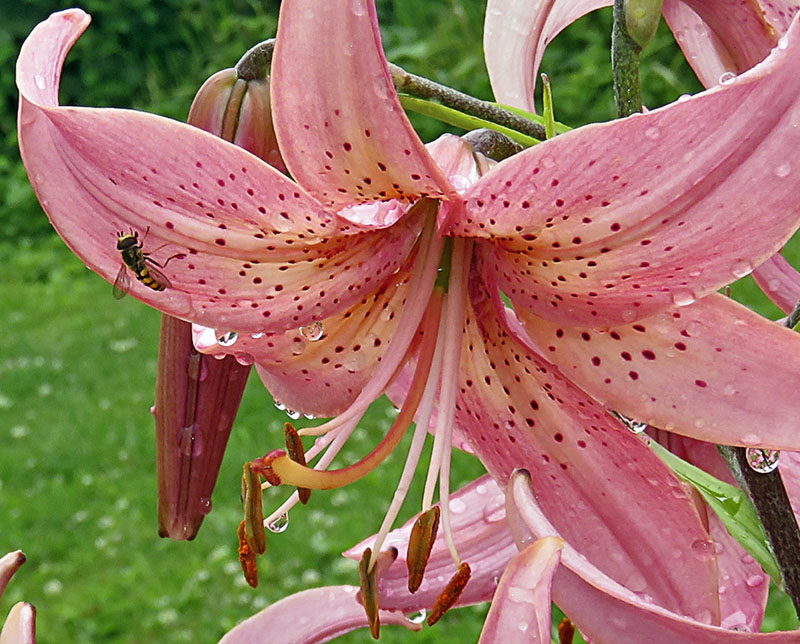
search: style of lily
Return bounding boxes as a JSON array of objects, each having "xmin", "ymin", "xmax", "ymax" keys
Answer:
[
  {"xmin": 0, "ymin": 551, "xmax": 35, "ymax": 644},
  {"xmin": 16, "ymin": 1, "xmax": 800, "ymax": 642}
]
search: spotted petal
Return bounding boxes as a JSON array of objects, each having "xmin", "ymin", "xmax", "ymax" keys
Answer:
[
  {"xmin": 518, "ymin": 293, "xmax": 800, "ymax": 449},
  {"xmin": 17, "ymin": 10, "xmax": 419, "ymax": 334},
  {"xmin": 508, "ymin": 470, "xmax": 798, "ymax": 643},
  {"xmin": 454, "ymin": 286, "xmax": 720, "ymax": 622},
  {"xmin": 218, "ymin": 586, "xmax": 420, "ymax": 643},
  {"xmin": 461, "ymin": 19, "xmax": 800, "ymax": 327},
  {"xmin": 272, "ymin": 0, "xmax": 457, "ymax": 212}
]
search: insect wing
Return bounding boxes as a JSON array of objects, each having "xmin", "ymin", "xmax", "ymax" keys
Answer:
[
  {"xmin": 112, "ymin": 264, "xmax": 131, "ymax": 299},
  {"xmin": 145, "ymin": 259, "xmax": 173, "ymax": 290}
]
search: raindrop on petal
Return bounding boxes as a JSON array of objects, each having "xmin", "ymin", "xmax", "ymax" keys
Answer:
[
  {"xmin": 775, "ymin": 163, "xmax": 792, "ymax": 178},
  {"xmin": 745, "ymin": 448, "xmax": 780, "ymax": 473},
  {"xmin": 251, "ymin": 332, "xmax": 264, "ymax": 339},
  {"xmin": 34, "ymin": 74, "xmax": 46, "ymax": 90},
  {"xmin": 216, "ymin": 331, "xmax": 238, "ymax": 347},
  {"xmin": 268, "ymin": 513, "xmax": 289, "ymax": 533},
  {"xmin": 671, "ymin": 290, "xmax": 696, "ymax": 307},
  {"xmin": 644, "ymin": 126, "xmax": 660, "ymax": 140},
  {"xmin": 719, "ymin": 71, "xmax": 737, "ymax": 85},
  {"xmin": 299, "ymin": 322, "xmax": 324, "ymax": 342},
  {"xmin": 730, "ymin": 260, "xmax": 753, "ymax": 279}
]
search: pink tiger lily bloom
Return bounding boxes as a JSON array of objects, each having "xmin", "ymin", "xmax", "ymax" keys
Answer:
[
  {"xmin": 16, "ymin": 1, "xmax": 800, "ymax": 639},
  {"xmin": 0, "ymin": 552, "xmax": 35, "ymax": 644},
  {"xmin": 485, "ymin": 0, "xmax": 800, "ymax": 109}
]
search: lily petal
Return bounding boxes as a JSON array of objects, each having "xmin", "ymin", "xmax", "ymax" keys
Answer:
[
  {"xmin": 218, "ymin": 586, "xmax": 420, "ymax": 643},
  {"xmin": 17, "ymin": 10, "xmax": 418, "ymax": 333},
  {"xmin": 462, "ymin": 19, "xmax": 800, "ymax": 327},
  {"xmin": 0, "ymin": 604, "xmax": 35, "ymax": 644},
  {"xmin": 752, "ymin": 253, "xmax": 800, "ymax": 315},
  {"xmin": 454, "ymin": 287, "xmax": 720, "ymax": 622},
  {"xmin": 508, "ymin": 470, "xmax": 798, "ymax": 642},
  {"xmin": 0, "ymin": 553, "xmax": 25, "ymax": 601},
  {"xmin": 271, "ymin": 0, "xmax": 457, "ymax": 210},
  {"xmin": 478, "ymin": 536, "xmax": 562, "ymax": 644},
  {"xmin": 518, "ymin": 293, "xmax": 800, "ymax": 448},
  {"xmin": 345, "ymin": 475, "xmax": 517, "ymax": 612}
]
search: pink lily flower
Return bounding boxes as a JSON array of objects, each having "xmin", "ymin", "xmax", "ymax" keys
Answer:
[
  {"xmin": 484, "ymin": 0, "xmax": 800, "ymax": 110},
  {"xmin": 0, "ymin": 551, "xmax": 35, "ymax": 644},
  {"xmin": 16, "ymin": 2, "xmax": 800, "ymax": 641}
]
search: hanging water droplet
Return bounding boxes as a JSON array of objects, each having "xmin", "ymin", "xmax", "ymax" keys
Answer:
[
  {"xmin": 274, "ymin": 400, "xmax": 287, "ymax": 412},
  {"xmin": 216, "ymin": 331, "xmax": 238, "ymax": 347},
  {"xmin": 778, "ymin": 34, "xmax": 790, "ymax": 50},
  {"xmin": 671, "ymin": 290, "xmax": 696, "ymax": 307},
  {"xmin": 235, "ymin": 353, "xmax": 254, "ymax": 366},
  {"xmin": 775, "ymin": 162, "xmax": 792, "ymax": 178},
  {"xmin": 613, "ymin": 411, "xmax": 648, "ymax": 434},
  {"xmin": 198, "ymin": 496, "xmax": 213, "ymax": 515},
  {"xmin": 730, "ymin": 260, "xmax": 753, "ymax": 279},
  {"xmin": 299, "ymin": 321, "xmax": 324, "ymax": 342},
  {"xmin": 407, "ymin": 609, "xmax": 427, "ymax": 624},
  {"xmin": 268, "ymin": 513, "xmax": 289, "ymax": 533},
  {"xmin": 285, "ymin": 408, "xmax": 302, "ymax": 420},
  {"xmin": 745, "ymin": 448, "xmax": 780, "ymax": 473},
  {"xmin": 718, "ymin": 71, "xmax": 737, "ymax": 85}
]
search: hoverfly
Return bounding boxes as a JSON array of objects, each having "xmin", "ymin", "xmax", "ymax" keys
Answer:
[{"xmin": 112, "ymin": 228, "xmax": 173, "ymax": 299}]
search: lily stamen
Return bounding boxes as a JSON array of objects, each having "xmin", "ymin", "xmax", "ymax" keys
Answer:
[
  {"xmin": 406, "ymin": 506, "xmax": 441, "ymax": 593},
  {"xmin": 283, "ymin": 423, "xmax": 311, "ymax": 504},
  {"xmin": 426, "ymin": 561, "xmax": 472, "ymax": 626}
]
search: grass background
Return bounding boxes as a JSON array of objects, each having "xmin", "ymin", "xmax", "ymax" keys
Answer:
[{"xmin": 0, "ymin": 1, "xmax": 797, "ymax": 642}]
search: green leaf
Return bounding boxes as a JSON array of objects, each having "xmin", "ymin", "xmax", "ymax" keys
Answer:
[{"xmin": 649, "ymin": 439, "xmax": 782, "ymax": 588}]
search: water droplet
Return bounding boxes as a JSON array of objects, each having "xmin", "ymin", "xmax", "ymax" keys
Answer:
[
  {"xmin": 234, "ymin": 353, "xmax": 254, "ymax": 366},
  {"xmin": 613, "ymin": 411, "xmax": 647, "ymax": 434},
  {"xmin": 34, "ymin": 74, "xmax": 46, "ymax": 90},
  {"xmin": 746, "ymin": 574, "xmax": 765, "ymax": 587},
  {"xmin": 621, "ymin": 309, "xmax": 637, "ymax": 323},
  {"xmin": 741, "ymin": 553, "xmax": 755, "ymax": 565},
  {"xmin": 291, "ymin": 339, "xmax": 306, "ymax": 356},
  {"xmin": 517, "ymin": 621, "xmax": 529, "ymax": 633},
  {"xmin": 778, "ymin": 34, "xmax": 790, "ymax": 50},
  {"xmin": 745, "ymin": 448, "xmax": 780, "ymax": 473},
  {"xmin": 740, "ymin": 433, "xmax": 760, "ymax": 446},
  {"xmin": 251, "ymin": 332, "xmax": 264, "ymax": 339},
  {"xmin": 299, "ymin": 322, "xmax": 324, "ymax": 342},
  {"xmin": 285, "ymin": 408, "xmax": 302, "ymax": 420},
  {"xmin": 688, "ymin": 268, "xmax": 703, "ymax": 278},
  {"xmin": 775, "ymin": 162, "xmax": 792, "ymax": 178},
  {"xmin": 691, "ymin": 539, "xmax": 714, "ymax": 560},
  {"xmin": 644, "ymin": 126, "xmax": 660, "ymax": 140},
  {"xmin": 274, "ymin": 400, "xmax": 287, "ymax": 412},
  {"xmin": 719, "ymin": 71, "xmax": 737, "ymax": 85},
  {"xmin": 671, "ymin": 290, "xmax": 696, "ymax": 307},
  {"xmin": 730, "ymin": 260, "xmax": 753, "ymax": 279},
  {"xmin": 624, "ymin": 571, "xmax": 646, "ymax": 592},
  {"xmin": 677, "ymin": 93, "xmax": 691, "ymax": 102},
  {"xmin": 449, "ymin": 498, "xmax": 467, "ymax": 514},
  {"xmin": 198, "ymin": 496, "xmax": 212, "ymax": 515},
  {"xmin": 482, "ymin": 504, "xmax": 505, "ymax": 524},
  {"xmin": 268, "ymin": 513, "xmax": 289, "ymax": 533},
  {"xmin": 407, "ymin": 609, "xmax": 426, "ymax": 624},
  {"xmin": 351, "ymin": 0, "xmax": 366, "ymax": 15},
  {"xmin": 178, "ymin": 425, "xmax": 197, "ymax": 456},
  {"xmin": 216, "ymin": 331, "xmax": 238, "ymax": 347}
]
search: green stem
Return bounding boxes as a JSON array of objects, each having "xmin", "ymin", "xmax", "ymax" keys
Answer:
[{"xmin": 611, "ymin": 0, "xmax": 643, "ymax": 117}]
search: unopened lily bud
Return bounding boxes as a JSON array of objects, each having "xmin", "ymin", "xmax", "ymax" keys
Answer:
[
  {"xmin": 188, "ymin": 67, "xmax": 286, "ymax": 173},
  {"xmin": 624, "ymin": 0, "xmax": 663, "ymax": 50}
]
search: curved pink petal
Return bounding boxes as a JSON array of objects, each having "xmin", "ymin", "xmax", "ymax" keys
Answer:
[
  {"xmin": 483, "ymin": 0, "xmax": 610, "ymax": 111},
  {"xmin": 752, "ymin": 252, "xmax": 800, "ymax": 315},
  {"xmin": 271, "ymin": 0, "xmax": 457, "ymax": 211},
  {"xmin": 507, "ymin": 470, "xmax": 799, "ymax": 642},
  {"xmin": 218, "ymin": 585, "xmax": 420, "ymax": 643},
  {"xmin": 461, "ymin": 19, "xmax": 800, "ymax": 327},
  {"xmin": 517, "ymin": 293, "xmax": 800, "ymax": 449},
  {"xmin": 17, "ymin": 10, "xmax": 420, "ymax": 334},
  {"xmin": 452, "ymin": 286, "xmax": 720, "ymax": 622},
  {"xmin": 344, "ymin": 476, "xmax": 517, "ymax": 612},
  {"xmin": 478, "ymin": 536, "xmax": 562, "ymax": 644},
  {"xmin": 0, "ymin": 553, "xmax": 25, "ymax": 601},
  {"xmin": 0, "ymin": 604, "xmax": 35, "ymax": 644}
]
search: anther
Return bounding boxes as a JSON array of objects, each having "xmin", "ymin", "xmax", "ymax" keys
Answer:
[
  {"xmin": 559, "ymin": 617, "xmax": 576, "ymax": 644},
  {"xmin": 359, "ymin": 547, "xmax": 381, "ymax": 639},
  {"xmin": 406, "ymin": 506, "xmax": 440, "ymax": 593},
  {"xmin": 242, "ymin": 462, "xmax": 266, "ymax": 554},
  {"xmin": 237, "ymin": 519, "xmax": 259, "ymax": 588},
  {"xmin": 426, "ymin": 562, "xmax": 471, "ymax": 627},
  {"xmin": 284, "ymin": 422, "xmax": 311, "ymax": 504}
]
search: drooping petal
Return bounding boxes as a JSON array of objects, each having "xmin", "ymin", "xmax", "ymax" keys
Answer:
[
  {"xmin": 17, "ymin": 10, "xmax": 418, "ymax": 334},
  {"xmin": 453, "ymin": 284, "xmax": 720, "ymax": 622},
  {"xmin": 507, "ymin": 470, "xmax": 798, "ymax": 643},
  {"xmin": 517, "ymin": 293, "xmax": 800, "ymax": 449},
  {"xmin": 0, "ymin": 552, "xmax": 25, "ymax": 601},
  {"xmin": 483, "ymin": 0, "xmax": 610, "ymax": 112},
  {"xmin": 461, "ymin": 18, "xmax": 800, "ymax": 327},
  {"xmin": 752, "ymin": 252, "xmax": 800, "ymax": 315},
  {"xmin": 218, "ymin": 586, "xmax": 421, "ymax": 644},
  {"xmin": 477, "ymin": 536, "xmax": 562, "ymax": 644},
  {"xmin": 344, "ymin": 476, "xmax": 518, "ymax": 612},
  {"xmin": 271, "ymin": 0, "xmax": 457, "ymax": 211},
  {"xmin": 0, "ymin": 604, "xmax": 35, "ymax": 644}
]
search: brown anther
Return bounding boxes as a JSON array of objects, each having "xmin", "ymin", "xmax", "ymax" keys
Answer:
[
  {"xmin": 426, "ymin": 562, "xmax": 471, "ymax": 627},
  {"xmin": 242, "ymin": 462, "xmax": 266, "ymax": 555},
  {"xmin": 358, "ymin": 548, "xmax": 381, "ymax": 639},
  {"xmin": 237, "ymin": 519, "xmax": 259, "ymax": 588},
  {"xmin": 558, "ymin": 617, "xmax": 575, "ymax": 644},
  {"xmin": 284, "ymin": 423, "xmax": 311, "ymax": 504},
  {"xmin": 406, "ymin": 506, "xmax": 440, "ymax": 593}
]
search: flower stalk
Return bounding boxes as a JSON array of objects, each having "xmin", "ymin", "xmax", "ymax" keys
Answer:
[{"xmin": 612, "ymin": 0, "xmax": 644, "ymax": 117}]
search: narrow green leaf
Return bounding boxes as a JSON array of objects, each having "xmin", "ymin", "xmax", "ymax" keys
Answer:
[{"xmin": 649, "ymin": 439, "xmax": 782, "ymax": 587}]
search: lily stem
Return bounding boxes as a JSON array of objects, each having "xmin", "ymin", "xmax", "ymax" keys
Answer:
[
  {"xmin": 717, "ymin": 302, "xmax": 800, "ymax": 614},
  {"xmin": 387, "ymin": 64, "xmax": 546, "ymax": 140},
  {"xmin": 611, "ymin": 0, "xmax": 643, "ymax": 117}
]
